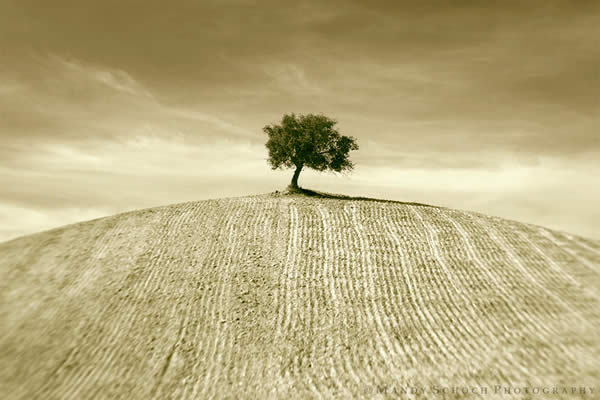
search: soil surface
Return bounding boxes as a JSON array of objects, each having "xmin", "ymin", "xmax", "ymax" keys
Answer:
[{"xmin": 1, "ymin": 194, "xmax": 599, "ymax": 399}]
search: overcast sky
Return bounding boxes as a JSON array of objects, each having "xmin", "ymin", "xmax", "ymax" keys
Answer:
[{"xmin": 1, "ymin": 0, "xmax": 599, "ymax": 241}]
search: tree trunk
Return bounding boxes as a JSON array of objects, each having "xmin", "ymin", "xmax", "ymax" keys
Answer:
[{"xmin": 290, "ymin": 164, "xmax": 303, "ymax": 189}]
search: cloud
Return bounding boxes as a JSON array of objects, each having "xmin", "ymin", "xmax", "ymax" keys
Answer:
[
  {"xmin": 168, "ymin": 108, "xmax": 254, "ymax": 138},
  {"xmin": 4, "ymin": 1, "xmax": 597, "ymax": 157},
  {"xmin": 0, "ymin": 1, "xmax": 598, "ymax": 240},
  {"xmin": 0, "ymin": 54, "xmax": 256, "ymax": 146},
  {"xmin": 262, "ymin": 63, "xmax": 325, "ymax": 96},
  {"xmin": 0, "ymin": 135, "xmax": 278, "ymax": 242},
  {"xmin": 53, "ymin": 56, "xmax": 155, "ymax": 99}
]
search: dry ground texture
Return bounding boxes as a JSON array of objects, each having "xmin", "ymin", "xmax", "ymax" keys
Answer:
[{"xmin": 1, "ymin": 193, "xmax": 599, "ymax": 399}]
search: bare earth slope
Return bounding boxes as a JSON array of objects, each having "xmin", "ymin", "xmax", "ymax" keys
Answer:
[{"xmin": 1, "ymin": 194, "xmax": 599, "ymax": 399}]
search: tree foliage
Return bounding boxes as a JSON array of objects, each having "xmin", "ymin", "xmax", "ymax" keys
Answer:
[{"xmin": 263, "ymin": 113, "xmax": 359, "ymax": 189}]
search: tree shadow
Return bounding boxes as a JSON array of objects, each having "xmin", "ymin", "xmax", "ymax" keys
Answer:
[{"xmin": 272, "ymin": 186, "xmax": 440, "ymax": 208}]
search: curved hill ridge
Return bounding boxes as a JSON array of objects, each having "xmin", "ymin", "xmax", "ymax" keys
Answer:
[{"xmin": 0, "ymin": 194, "xmax": 599, "ymax": 399}]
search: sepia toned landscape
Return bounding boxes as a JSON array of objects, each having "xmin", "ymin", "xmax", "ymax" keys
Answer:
[
  {"xmin": 1, "ymin": 192, "xmax": 599, "ymax": 399},
  {"xmin": 2, "ymin": 1, "xmax": 600, "ymax": 399}
]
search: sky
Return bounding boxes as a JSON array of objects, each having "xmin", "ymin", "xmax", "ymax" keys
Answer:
[{"xmin": 1, "ymin": 0, "xmax": 599, "ymax": 241}]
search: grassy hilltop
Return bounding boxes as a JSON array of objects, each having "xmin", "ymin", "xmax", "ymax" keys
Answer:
[{"xmin": 0, "ymin": 192, "xmax": 599, "ymax": 399}]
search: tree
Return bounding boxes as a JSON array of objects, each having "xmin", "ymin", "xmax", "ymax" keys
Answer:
[{"xmin": 263, "ymin": 113, "xmax": 359, "ymax": 190}]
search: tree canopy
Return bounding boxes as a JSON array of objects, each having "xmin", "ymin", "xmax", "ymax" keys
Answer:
[{"xmin": 263, "ymin": 113, "xmax": 359, "ymax": 189}]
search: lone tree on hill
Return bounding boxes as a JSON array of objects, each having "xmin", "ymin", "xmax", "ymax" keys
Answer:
[{"xmin": 263, "ymin": 113, "xmax": 359, "ymax": 190}]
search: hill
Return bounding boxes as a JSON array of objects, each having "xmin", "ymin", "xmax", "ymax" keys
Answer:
[{"xmin": 1, "ymin": 193, "xmax": 599, "ymax": 399}]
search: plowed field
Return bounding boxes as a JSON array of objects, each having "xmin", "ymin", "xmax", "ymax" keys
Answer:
[{"xmin": 1, "ymin": 194, "xmax": 598, "ymax": 399}]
